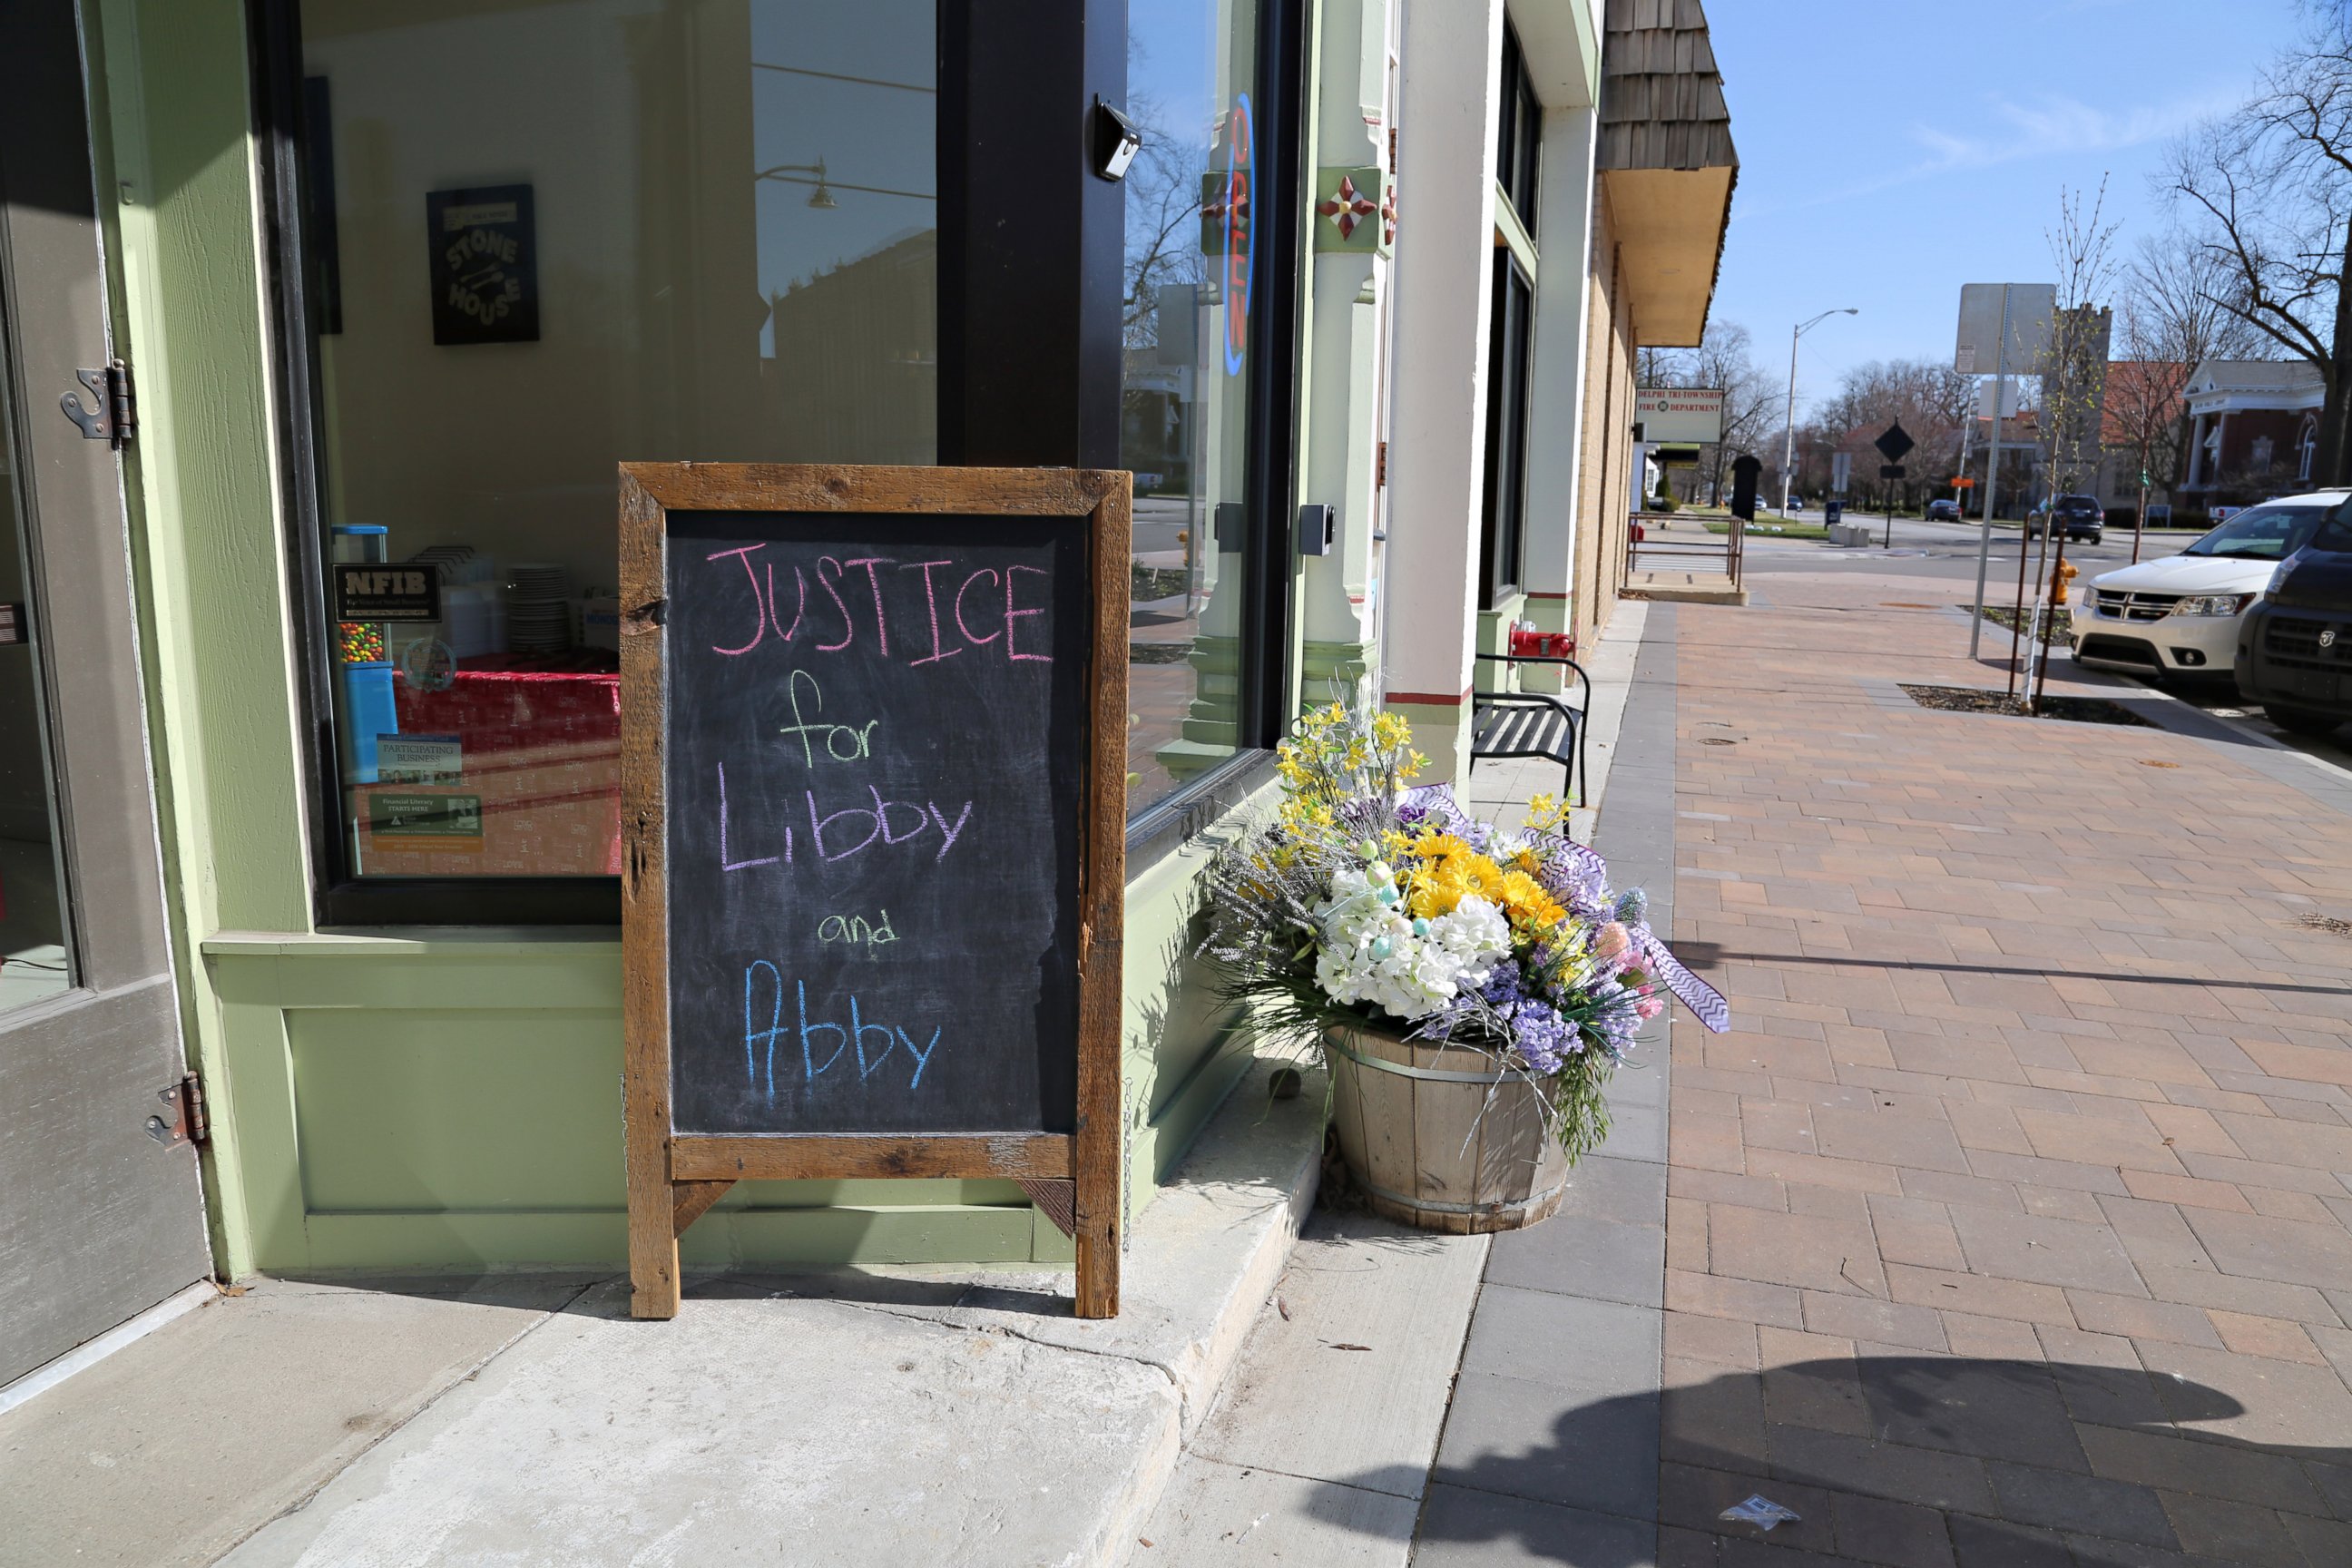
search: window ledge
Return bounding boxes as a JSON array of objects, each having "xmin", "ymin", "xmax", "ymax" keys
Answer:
[{"xmin": 204, "ymin": 927, "xmax": 621, "ymax": 958}]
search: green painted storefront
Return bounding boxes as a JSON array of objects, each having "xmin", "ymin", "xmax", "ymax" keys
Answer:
[{"xmin": 81, "ymin": 0, "xmax": 1391, "ymax": 1279}]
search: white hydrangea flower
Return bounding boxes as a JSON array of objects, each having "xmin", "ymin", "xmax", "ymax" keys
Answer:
[
  {"xmin": 1428, "ymin": 895, "xmax": 1511, "ymax": 985},
  {"xmin": 1312, "ymin": 879, "xmax": 1512, "ymax": 1022}
]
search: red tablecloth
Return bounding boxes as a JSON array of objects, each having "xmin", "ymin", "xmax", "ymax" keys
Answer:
[
  {"xmin": 394, "ymin": 650, "xmax": 619, "ymax": 754},
  {"xmin": 371, "ymin": 650, "xmax": 622, "ymax": 876}
]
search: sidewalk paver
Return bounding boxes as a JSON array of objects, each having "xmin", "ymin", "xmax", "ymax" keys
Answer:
[{"xmin": 1659, "ymin": 573, "xmax": 2352, "ymax": 1568}]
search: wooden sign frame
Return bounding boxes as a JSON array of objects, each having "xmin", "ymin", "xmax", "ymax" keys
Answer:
[{"xmin": 618, "ymin": 463, "xmax": 1130, "ymax": 1319}]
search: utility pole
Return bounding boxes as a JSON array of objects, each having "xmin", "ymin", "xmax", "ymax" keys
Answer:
[
  {"xmin": 1783, "ymin": 308, "xmax": 1857, "ymax": 512},
  {"xmin": 1967, "ymin": 285, "xmax": 2012, "ymax": 660}
]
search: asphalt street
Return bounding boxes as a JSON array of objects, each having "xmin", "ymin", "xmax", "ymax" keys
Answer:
[
  {"xmin": 1735, "ymin": 521, "xmax": 2352, "ymax": 776},
  {"xmin": 1746, "ymin": 511, "xmax": 2193, "ymax": 580}
]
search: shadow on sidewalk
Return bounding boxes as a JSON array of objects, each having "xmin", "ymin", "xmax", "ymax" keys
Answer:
[{"xmin": 1342, "ymin": 1354, "xmax": 2352, "ymax": 1565}]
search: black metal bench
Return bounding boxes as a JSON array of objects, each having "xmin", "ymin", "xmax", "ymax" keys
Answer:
[{"xmin": 1469, "ymin": 652, "xmax": 1591, "ymax": 804}]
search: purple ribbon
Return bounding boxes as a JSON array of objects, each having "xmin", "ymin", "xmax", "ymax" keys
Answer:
[{"xmin": 1396, "ymin": 783, "xmax": 1730, "ymax": 1034}]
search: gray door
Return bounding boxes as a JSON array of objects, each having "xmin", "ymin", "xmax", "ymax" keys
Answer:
[{"xmin": 0, "ymin": 0, "xmax": 212, "ymax": 1387}]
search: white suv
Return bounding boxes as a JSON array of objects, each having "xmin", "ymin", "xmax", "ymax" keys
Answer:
[{"xmin": 2073, "ymin": 492, "xmax": 2348, "ymax": 677}]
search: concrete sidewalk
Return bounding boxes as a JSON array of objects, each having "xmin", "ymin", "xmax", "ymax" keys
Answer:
[
  {"xmin": 1140, "ymin": 603, "xmax": 1686, "ymax": 1565},
  {"xmin": 0, "ymin": 1054, "xmax": 1323, "ymax": 1568}
]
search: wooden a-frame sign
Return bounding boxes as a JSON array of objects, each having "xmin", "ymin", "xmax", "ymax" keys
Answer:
[{"xmin": 620, "ymin": 463, "xmax": 1130, "ymax": 1319}]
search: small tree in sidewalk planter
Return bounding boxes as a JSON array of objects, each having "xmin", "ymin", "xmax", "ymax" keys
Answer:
[{"xmin": 1195, "ymin": 702, "xmax": 1727, "ymax": 1232}]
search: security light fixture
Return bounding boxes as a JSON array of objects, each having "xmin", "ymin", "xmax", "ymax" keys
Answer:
[{"xmin": 1093, "ymin": 100, "xmax": 1142, "ymax": 181}]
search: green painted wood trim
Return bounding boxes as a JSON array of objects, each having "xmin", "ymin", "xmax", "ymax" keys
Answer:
[{"xmin": 88, "ymin": 0, "xmax": 313, "ymax": 1280}]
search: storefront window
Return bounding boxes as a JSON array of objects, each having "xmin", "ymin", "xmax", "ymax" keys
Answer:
[
  {"xmin": 296, "ymin": 0, "xmax": 935, "ymax": 880},
  {"xmin": 1482, "ymin": 251, "xmax": 1534, "ymax": 604},
  {"xmin": 1122, "ymin": 0, "xmax": 1263, "ymax": 814}
]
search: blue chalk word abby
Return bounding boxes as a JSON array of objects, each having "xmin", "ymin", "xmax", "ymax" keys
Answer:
[{"xmin": 742, "ymin": 962, "xmax": 940, "ymax": 1098}]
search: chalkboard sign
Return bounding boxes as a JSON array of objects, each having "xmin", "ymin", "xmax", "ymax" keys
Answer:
[{"xmin": 620, "ymin": 465, "xmax": 1129, "ymax": 1322}]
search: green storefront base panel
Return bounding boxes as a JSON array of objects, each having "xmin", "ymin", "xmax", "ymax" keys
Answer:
[
  {"xmin": 293, "ymin": 1204, "xmax": 1040, "ymax": 1273},
  {"xmin": 290, "ymin": 1007, "xmax": 624, "ymax": 1212},
  {"xmin": 205, "ymin": 851, "xmax": 1276, "ymax": 1274}
]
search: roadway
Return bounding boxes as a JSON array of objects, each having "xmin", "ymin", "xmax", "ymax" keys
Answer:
[
  {"xmin": 1749, "ymin": 510, "xmax": 2192, "ymax": 580},
  {"xmin": 1736, "ymin": 516, "xmax": 2352, "ymax": 774}
]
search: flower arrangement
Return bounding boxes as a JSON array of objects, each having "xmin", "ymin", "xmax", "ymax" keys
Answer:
[{"xmin": 1200, "ymin": 701, "xmax": 1726, "ymax": 1162}]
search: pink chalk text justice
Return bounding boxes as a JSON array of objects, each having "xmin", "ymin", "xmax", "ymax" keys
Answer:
[{"xmin": 704, "ymin": 545, "xmax": 1052, "ymax": 664}]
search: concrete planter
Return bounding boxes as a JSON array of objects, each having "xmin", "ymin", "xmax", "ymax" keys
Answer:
[{"xmin": 1324, "ymin": 1023, "xmax": 1567, "ymax": 1233}]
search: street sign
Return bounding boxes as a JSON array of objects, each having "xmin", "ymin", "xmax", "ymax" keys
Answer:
[
  {"xmin": 1880, "ymin": 465, "xmax": 1906, "ymax": 480},
  {"xmin": 1953, "ymin": 476, "xmax": 1975, "ymax": 488},
  {"xmin": 1632, "ymin": 387, "xmax": 1726, "ymax": 444},
  {"xmin": 1955, "ymin": 283, "xmax": 2056, "ymax": 376},
  {"xmin": 1874, "ymin": 422, "xmax": 1915, "ymax": 463},
  {"xmin": 1830, "ymin": 452, "xmax": 1851, "ymax": 494}
]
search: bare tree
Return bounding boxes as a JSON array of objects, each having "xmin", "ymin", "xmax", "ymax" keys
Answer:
[
  {"xmin": 1811, "ymin": 358, "xmax": 1976, "ymax": 511},
  {"xmin": 2110, "ymin": 229, "xmax": 2274, "ymax": 515},
  {"xmin": 1640, "ymin": 322, "xmax": 1781, "ymax": 504},
  {"xmin": 2023, "ymin": 181, "xmax": 2121, "ymax": 710},
  {"xmin": 2039, "ymin": 181, "xmax": 2121, "ymax": 501},
  {"xmin": 2162, "ymin": 6, "xmax": 2352, "ymax": 482}
]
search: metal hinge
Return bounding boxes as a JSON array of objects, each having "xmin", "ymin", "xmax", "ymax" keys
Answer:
[
  {"xmin": 1377, "ymin": 440, "xmax": 1388, "ymax": 489},
  {"xmin": 146, "ymin": 1072, "xmax": 208, "ymax": 1149},
  {"xmin": 61, "ymin": 358, "xmax": 136, "ymax": 448}
]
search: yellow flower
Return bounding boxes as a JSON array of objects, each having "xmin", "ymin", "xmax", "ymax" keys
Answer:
[
  {"xmin": 1406, "ymin": 848, "xmax": 1507, "ymax": 919},
  {"xmin": 1408, "ymin": 830, "xmax": 1472, "ymax": 861},
  {"xmin": 1498, "ymin": 871, "xmax": 1566, "ymax": 930}
]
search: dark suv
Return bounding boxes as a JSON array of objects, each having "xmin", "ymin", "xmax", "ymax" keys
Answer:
[
  {"xmin": 2236, "ymin": 506, "xmax": 2352, "ymax": 737},
  {"xmin": 2028, "ymin": 494, "xmax": 2104, "ymax": 543}
]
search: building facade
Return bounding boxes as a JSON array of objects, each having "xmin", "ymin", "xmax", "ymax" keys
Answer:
[
  {"xmin": 2179, "ymin": 358, "xmax": 2326, "ymax": 507},
  {"xmin": 2, "ymin": 0, "xmax": 1731, "ymax": 1387}
]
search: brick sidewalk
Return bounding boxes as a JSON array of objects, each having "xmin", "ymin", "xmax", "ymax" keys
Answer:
[{"xmin": 1657, "ymin": 578, "xmax": 2352, "ymax": 1568}]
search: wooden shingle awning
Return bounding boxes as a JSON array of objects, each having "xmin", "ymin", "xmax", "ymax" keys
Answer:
[{"xmin": 1599, "ymin": 0, "xmax": 1739, "ymax": 348}]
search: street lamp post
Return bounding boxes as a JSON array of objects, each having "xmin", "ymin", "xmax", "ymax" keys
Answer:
[{"xmin": 1782, "ymin": 308, "xmax": 1857, "ymax": 511}]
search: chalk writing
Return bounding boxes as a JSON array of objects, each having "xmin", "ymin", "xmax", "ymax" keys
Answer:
[
  {"xmin": 779, "ymin": 671, "xmax": 880, "ymax": 764},
  {"xmin": 699, "ymin": 543, "xmax": 1052, "ymax": 667},
  {"xmin": 818, "ymin": 910, "xmax": 898, "ymax": 951},
  {"xmin": 667, "ymin": 516, "xmax": 1079, "ymax": 1137},
  {"xmin": 741, "ymin": 965, "xmax": 942, "ymax": 1096}
]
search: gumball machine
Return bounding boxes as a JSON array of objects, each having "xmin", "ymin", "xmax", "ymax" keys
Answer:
[{"xmin": 332, "ymin": 524, "xmax": 398, "ymax": 784}]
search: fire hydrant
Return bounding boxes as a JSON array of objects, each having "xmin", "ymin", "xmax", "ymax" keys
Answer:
[{"xmin": 2053, "ymin": 558, "xmax": 2079, "ymax": 604}]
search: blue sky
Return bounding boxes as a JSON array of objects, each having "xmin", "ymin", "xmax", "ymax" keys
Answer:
[{"xmin": 1705, "ymin": 0, "xmax": 2304, "ymax": 416}]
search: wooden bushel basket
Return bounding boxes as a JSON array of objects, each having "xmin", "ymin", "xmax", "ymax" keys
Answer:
[{"xmin": 1325, "ymin": 1024, "xmax": 1568, "ymax": 1234}]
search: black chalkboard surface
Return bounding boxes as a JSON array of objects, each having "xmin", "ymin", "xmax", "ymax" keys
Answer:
[
  {"xmin": 664, "ymin": 511, "xmax": 1087, "ymax": 1135},
  {"xmin": 620, "ymin": 464, "xmax": 1130, "ymax": 1322}
]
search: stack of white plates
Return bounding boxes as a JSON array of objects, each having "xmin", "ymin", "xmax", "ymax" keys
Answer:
[{"xmin": 509, "ymin": 563, "xmax": 572, "ymax": 654}]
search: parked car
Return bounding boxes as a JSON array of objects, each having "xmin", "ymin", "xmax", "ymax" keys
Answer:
[
  {"xmin": 2074, "ymin": 491, "xmax": 2346, "ymax": 678},
  {"xmin": 2027, "ymin": 494, "xmax": 2104, "ymax": 543},
  {"xmin": 1925, "ymin": 498, "xmax": 1963, "ymax": 522},
  {"xmin": 2236, "ymin": 498, "xmax": 2352, "ymax": 736}
]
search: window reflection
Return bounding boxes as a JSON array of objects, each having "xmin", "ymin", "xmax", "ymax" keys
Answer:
[
  {"xmin": 1122, "ymin": 0, "xmax": 1260, "ymax": 814},
  {"xmin": 299, "ymin": 0, "xmax": 935, "ymax": 878}
]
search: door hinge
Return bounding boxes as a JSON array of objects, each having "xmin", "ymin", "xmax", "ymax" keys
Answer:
[
  {"xmin": 146, "ymin": 1072, "xmax": 208, "ymax": 1149},
  {"xmin": 1377, "ymin": 440, "xmax": 1388, "ymax": 488},
  {"xmin": 62, "ymin": 358, "xmax": 136, "ymax": 449}
]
